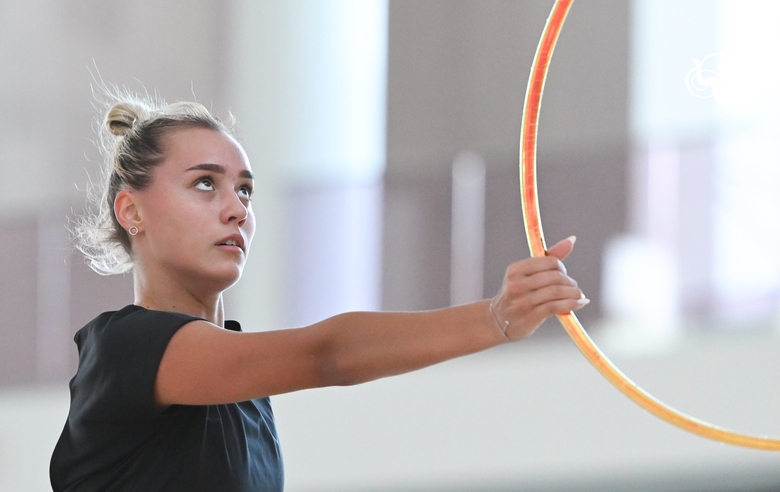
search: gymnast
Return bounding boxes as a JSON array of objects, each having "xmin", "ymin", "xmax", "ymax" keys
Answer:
[{"xmin": 49, "ymin": 93, "xmax": 588, "ymax": 491}]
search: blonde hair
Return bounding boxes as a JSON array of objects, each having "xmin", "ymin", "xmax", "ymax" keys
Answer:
[{"xmin": 74, "ymin": 90, "xmax": 234, "ymax": 275}]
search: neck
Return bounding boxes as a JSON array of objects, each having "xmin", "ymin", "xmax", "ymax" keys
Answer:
[{"xmin": 132, "ymin": 267, "xmax": 226, "ymax": 326}]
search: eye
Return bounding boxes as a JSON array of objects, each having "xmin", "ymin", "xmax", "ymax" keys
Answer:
[
  {"xmin": 238, "ymin": 184, "xmax": 254, "ymax": 201},
  {"xmin": 194, "ymin": 177, "xmax": 215, "ymax": 191}
]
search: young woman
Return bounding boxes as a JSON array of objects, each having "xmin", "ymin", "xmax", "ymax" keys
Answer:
[{"xmin": 50, "ymin": 94, "xmax": 588, "ymax": 491}]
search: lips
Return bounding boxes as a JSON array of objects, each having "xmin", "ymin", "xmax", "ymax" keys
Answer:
[{"xmin": 216, "ymin": 234, "xmax": 245, "ymax": 252}]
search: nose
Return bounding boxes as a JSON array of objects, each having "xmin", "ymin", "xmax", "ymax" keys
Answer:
[{"xmin": 221, "ymin": 190, "xmax": 249, "ymax": 226}]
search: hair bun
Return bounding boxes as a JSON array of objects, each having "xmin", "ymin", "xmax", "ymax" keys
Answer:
[{"xmin": 105, "ymin": 101, "xmax": 148, "ymax": 137}]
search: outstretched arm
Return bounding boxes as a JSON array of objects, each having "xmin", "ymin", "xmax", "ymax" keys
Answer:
[{"xmin": 154, "ymin": 237, "xmax": 587, "ymax": 406}]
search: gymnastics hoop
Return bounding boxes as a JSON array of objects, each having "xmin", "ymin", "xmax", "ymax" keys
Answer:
[{"xmin": 520, "ymin": 0, "xmax": 780, "ymax": 450}]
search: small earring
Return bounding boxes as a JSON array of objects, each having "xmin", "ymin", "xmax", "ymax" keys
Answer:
[{"xmin": 128, "ymin": 226, "xmax": 139, "ymax": 236}]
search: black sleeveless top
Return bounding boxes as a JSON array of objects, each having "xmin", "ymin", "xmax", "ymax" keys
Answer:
[{"xmin": 50, "ymin": 305, "xmax": 284, "ymax": 491}]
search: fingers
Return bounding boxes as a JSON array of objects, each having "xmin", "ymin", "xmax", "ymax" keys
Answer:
[
  {"xmin": 506, "ymin": 255, "xmax": 567, "ymax": 278},
  {"xmin": 524, "ymin": 284, "xmax": 586, "ymax": 312},
  {"xmin": 504, "ymin": 236, "xmax": 576, "ymax": 278},
  {"xmin": 493, "ymin": 235, "xmax": 586, "ymax": 341},
  {"xmin": 523, "ymin": 269, "xmax": 578, "ymax": 291},
  {"xmin": 530, "ymin": 293, "xmax": 590, "ymax": 326},
  {"xmin": 546, "ymin": 235, "xmax": 576, "ymax": 261},
  {"xmin": 502, "ymin": 255, "xmax": 580, "ymax": 300},
  {"xmin": 520, "ymin": 296, "xmax": 589, "ymax": 330},
  {"xmin": 502, "ymin": 284, "xmax": 584, "ymax": 319},
  {"xmin": 501, "ymin": 289, "xmax": 589, "ymax": 340}
]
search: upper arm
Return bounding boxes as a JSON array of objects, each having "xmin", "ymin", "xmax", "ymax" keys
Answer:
[
  {"xmin": 154, "ymin": 320, "xmax": 334, "ymax": 406},
  {"xmin": 155, "ymin": 305, "xmax": 504, "ymax": 407}
]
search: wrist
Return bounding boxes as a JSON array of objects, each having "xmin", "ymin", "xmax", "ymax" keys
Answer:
[{"xmin": 488, "ymin": 299, "xmax": 511, "ymax": 342}]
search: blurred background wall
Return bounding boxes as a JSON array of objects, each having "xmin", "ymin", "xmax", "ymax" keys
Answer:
[{"xmin": 2, "ymin": 0, "xmax": 780, "ymax": 491}]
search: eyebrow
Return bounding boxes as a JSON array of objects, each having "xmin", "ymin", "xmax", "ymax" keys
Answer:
[{"xmin": 185, "ymin": 163, "xmax": 254, "ymax": 180}]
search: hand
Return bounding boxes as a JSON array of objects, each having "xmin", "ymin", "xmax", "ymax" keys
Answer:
[{"xmin": 490, "ymin": 236, "xmax": 588, "ymax": 341}]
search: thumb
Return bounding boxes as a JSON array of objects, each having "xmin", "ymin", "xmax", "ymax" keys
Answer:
[{"xmin": 546, "ymin": 235, "xmax": 576, "ymax": 260}]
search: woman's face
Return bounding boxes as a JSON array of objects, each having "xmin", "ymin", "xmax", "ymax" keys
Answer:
[{"xmin": 130, "ymin": 127, "xmax": 256, "ymax": 291}]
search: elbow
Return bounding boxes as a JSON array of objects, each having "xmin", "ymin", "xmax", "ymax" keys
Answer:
[
  {"xmin": 312, "ymin": 312, "xmax": 365, "ymax": 388},
  {"xmin": 318, "ymin": 350, "xmax": 361, "ymax": 387},
  {"xmin": 307, "ymin": 332, "xmax": 355, "ymax": 389}
]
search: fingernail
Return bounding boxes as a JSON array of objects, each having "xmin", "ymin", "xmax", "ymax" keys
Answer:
[
  {"xmin": 578, "ymin": 298, "xmax": 590, "ymax": 306},
  {"xmin": 566, "ymin": 235, "xmax": 577, "ymax": 245}
]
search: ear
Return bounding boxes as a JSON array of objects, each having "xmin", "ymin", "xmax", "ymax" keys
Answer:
[{"xmin": 114, "ymin": 189, "xmax": 142, "ymax": 233}]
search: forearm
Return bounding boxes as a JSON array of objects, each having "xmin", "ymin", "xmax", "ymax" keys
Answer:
[
  {"xmin": 155, "ymin": 238, "xmax": 585, "ymax": 405},
  {"xmin": 313, "ymin": 300, "xmax": 507, "ymax": 386}
]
